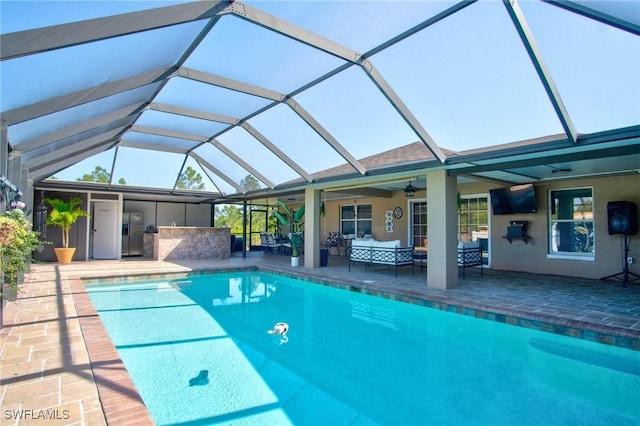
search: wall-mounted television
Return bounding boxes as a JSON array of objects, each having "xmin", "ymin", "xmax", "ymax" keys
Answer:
[{"xmin": 489, "ymin": 184, "xmax": 538, "ymax": 215}]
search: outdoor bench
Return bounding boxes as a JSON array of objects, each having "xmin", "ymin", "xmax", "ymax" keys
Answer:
[{"xmin": 348, "ymin": 239, "xmax": 414, "ymax": 278}]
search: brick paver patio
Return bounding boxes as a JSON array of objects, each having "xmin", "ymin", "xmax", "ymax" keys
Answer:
[{"xmin": 1, "ymin": 254, "xmax": 639, "ymax": 424}]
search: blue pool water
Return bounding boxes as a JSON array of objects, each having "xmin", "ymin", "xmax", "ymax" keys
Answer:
[{"xmin": 86, "ymin": 272, "xmax": 640, "ymax": 426}]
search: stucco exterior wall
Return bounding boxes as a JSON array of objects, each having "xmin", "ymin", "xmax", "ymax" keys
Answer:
[
  {"xmin": 489, "ymin": 174, "xmax": 640, "ymax": 280},
  {"xmin": 320, "ymin": 191, "xmax": 413, "ymax": 246},
  {"xmin": 320, "ymin": 173, "xmax": 639, "ymax": 280}
]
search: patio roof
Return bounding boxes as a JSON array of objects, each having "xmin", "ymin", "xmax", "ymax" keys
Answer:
[{"xmin": 1, "ymin": 0, "xmax": 639, "ymax": 203}]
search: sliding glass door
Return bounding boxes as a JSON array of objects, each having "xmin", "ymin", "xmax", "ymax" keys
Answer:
[{"xmin": 410, "ymin": 201, "xmax": 428, "ymax": 249}]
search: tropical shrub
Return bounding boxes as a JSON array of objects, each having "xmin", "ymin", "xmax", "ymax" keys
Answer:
[
  {"xmin": 272, "ymin": 200, "xmax": 305, "ymax": 257},
  {"xmin": 1, "ymin": 206, "xmax": 41, "ymax": 296}
]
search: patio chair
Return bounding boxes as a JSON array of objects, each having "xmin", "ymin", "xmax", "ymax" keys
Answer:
[
  {"xmin": 457, "ymin": 241, "xmax": 483, "ymax": 279},
  {"xmin": 414, "ymin": 237, "xmax": 428, "ymax": 271},
  {"xmin": 260, "ymin": 232, "xmax": 282, "ymax": 254},
  {"xmin": 325, "ymin": 232, "xmax": 342, "ymax": 255}
]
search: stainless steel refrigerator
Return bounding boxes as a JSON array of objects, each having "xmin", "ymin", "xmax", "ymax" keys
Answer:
[{"xmin": 122, "ymin": 212, "xmax": 144, "ymax": 256}]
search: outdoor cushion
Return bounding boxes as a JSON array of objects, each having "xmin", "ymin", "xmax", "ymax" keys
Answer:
[{"xmin": 352, "ymin": 239, "xmax": 400, "ymax": 248}]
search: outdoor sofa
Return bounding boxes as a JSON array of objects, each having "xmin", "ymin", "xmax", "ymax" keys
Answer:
[{"xmin": 348, "ymin": 238, "xmax": 414, "ymax": 278}]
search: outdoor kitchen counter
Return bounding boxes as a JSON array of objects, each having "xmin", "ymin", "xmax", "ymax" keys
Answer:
[{"xmin": 152, "ymin": 226, "xmax": 231, "ymax": 261}]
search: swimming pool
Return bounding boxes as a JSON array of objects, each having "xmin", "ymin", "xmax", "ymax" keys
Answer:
[{"xmin": 86, "ymin": 271, "xmax": 640, "ymax": 425}]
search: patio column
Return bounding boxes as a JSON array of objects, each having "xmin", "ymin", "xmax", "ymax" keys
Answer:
[
  {"xmin": 426, "ymin": 169, "xmax": 458, "ymax": 289},
  {"xmin": 304, "ymin": 188, "xmax": 321, "ymax": 268}
]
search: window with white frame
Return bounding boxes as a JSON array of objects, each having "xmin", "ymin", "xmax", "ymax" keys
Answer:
[
  {"xmin": 340, "ymin": 204, "xmax": 372, "ymax": 237},
  {"xmin": 549, "ymin": 188, "xmax": 594, "ymax": 256},
  {"xmin": 458, "ymin": 196, "xmax": 489, "ymax": 243}
]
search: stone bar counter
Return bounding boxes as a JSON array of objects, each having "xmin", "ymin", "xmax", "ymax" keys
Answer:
[{"xmin": 151, "ymin": 226, "xmax": 230, "ymax": 261}]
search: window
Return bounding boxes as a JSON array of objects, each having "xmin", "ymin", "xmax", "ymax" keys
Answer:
[
  {"xmin": 341, "ymin": 204, "xmax": 372, "ymax": 236},
  {"xmin": 458, "ymin": 196, "xmax": 489, "ymax": 243},
  {"xmin": 549, "ymin": 188, "xmax": 594, "ymax": 257}
]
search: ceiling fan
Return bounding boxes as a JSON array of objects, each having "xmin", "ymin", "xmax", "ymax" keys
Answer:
[{"xmin": 404, "ymin": 180, "xmax": 423, "ymax": 197}]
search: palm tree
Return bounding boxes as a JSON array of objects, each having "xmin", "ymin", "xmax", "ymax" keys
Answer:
[{"xmin": 44, "ymin": 197, "xmax": 89, "ymax": 248}]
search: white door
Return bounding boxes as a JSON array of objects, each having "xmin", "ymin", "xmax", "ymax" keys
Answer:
[{"xmin": 93, "ymin": 201, "xmax": 118, "ymax": 259}]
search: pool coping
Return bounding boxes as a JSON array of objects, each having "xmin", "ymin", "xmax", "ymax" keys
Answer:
[
  {"xmin": 70, "ymin": 277, "xmax": 154, "ymax": 426},
  {"xmin": 76, "ymin": 265, "xmax": 640, "ymax": 424},
  {"xmin": 255, "ymin": 266, "xmax": 640, "ymax": 350}
]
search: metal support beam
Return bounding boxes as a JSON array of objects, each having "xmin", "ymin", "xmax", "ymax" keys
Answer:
[
  {"xmin": 24, "ymin": 129, "xmax": 122, "ymax": 167},
  {"xmin": 1, "ymin": 67, "xmax": 171, "ymax": 126},
  {"xmin": 190, "ymin": 152, "xmax": 246, "ymax": 195},
  {"xmin": 149, "ymin": 102, "xmax": 239, "ymax": 126},
  {"xmin": 129, "ymin": 125, "xmax": 208, "ymax": 144},
  {"xmin": 544, "ymin": 0, "xmax": 640, "ymax": 36},
  {"xmin": 22, "ymin": 171, "xmax": 33, "ymax": 219},
  {"xmin": 28, "ymin": 141, "xmax": 116, "ymax": 182},
  {"xmin": 207, "ymin": 139, "xmax": 276, "ymax": 189},
  {"xmin": 177, "ymin": 67, "xmax": 285, "ymax": 102},
  {"xmin": 118, "ymin": 140, "xmax": 189, "ymax": 155},
  {"xmin": 7, "ymin": 151, "xmax": 23, "ymax": 194},
  {"xmin": 27, "ymin": 133, "xmax": 118, "ymax": 170},
  {"xmin": 449, "ymin": 142, "xmax": 640, "ymax": 176},
  {"xmin": 242, "ymin": 200, "xmax": 248, "ymax": 258},
  {"xmin": 227, "ymin": 2, "xmax": 360, "ymax": 63},
  {"xmin": 240, "ymin": 122, "xmax": 313, "ymax": 182},
  {"xmin": 17, "ymin": 105, "xmax": 140, "ymax": 153},
  {"xmin": 331, "ymin": 187, "xmax": 393, "ymax": 198},
  {"xmin": 231, "ymin": 0, "xmax": 450, "ymax": 165},
  {"xmin": 0, "ymin": 1, "xmax": 233, "ymax": 60},
  {"xmin": 286, "ymin": 99, "xmax": 366, "ymax": 175},
  {"xmin": 359, "ymin": 60, "xmax": 448, "ymax": 163},
  {"xmin": 504, "ymin": 0, "xmax": 578, "ymax": 144}
]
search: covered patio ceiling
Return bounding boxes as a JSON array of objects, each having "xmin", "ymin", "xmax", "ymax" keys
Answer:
[{"xmin": 1, "ymin": 0, "xmax": 639, "ymax": 204}]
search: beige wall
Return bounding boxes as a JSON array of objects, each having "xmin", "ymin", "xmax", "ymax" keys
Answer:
[
  {"xmin": 320, "ymin": 191, "xmax": 415, "ymax": 246},
  {"xmin": 320, "ymin": 173, "xmax": 640, "ymax": 280},
  {"xmin": 489, "ymin": 173, "xmax": 640, "ymax": 280}
]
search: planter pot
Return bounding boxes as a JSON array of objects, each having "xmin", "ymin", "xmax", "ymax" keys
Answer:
[
  {"xmin": 2, "ymin": 270, "xmax": 23, "ymax": 302},
  {"xmin": 54, "ymin": 248, "xmax": 76, "ymax": 265},
  {"xmin": 320, "ymin": 249, "xmax": 329, "ymax": 267},
  {"xmin": 2, "ymin": 283, "xmax": 18, "ymax": 302},
  {"xmin": 291, "ymin": 256, "xmax": 300, "ymax": 267}
]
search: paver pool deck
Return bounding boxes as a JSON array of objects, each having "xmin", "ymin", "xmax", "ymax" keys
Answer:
[{"xmin": 2, "ymin": 253, "xmax": 639, "ymax": 425}]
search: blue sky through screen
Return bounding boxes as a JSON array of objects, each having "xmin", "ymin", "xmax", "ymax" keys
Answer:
[{"xmin": 1, "ymin": 1, "xmax": 638, "ymax": 192}]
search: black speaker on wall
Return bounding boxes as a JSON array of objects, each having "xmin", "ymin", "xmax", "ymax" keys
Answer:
[{"xmin": 607, "ymin": 201, "xmax": 638, "ymax": 235}]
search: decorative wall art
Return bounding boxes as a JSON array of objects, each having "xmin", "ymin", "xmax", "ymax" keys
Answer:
[{"xmin": 386, "ymin": 210, "xmax": 393, "ymax": 233}]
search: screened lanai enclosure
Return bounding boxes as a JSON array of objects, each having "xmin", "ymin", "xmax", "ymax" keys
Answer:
[{"xmin": 1, "ymin": 0, "xmax": 639, "ymax": 208}]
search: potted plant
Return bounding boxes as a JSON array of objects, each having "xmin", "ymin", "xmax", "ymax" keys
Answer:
[
  {"xmin": 44, "ymin": 197, "xmax": 89, "ymax": 264},
  {"xmin": 320, "ymin": 241, "xmax": 329, "ymax": 267},
  {"xmin": 272, "ymin": 200, "xmax": 305, "ymax": 266},
  {"xmin": 1, "ymin": 202, "xmax": 41, "ymax": 300}
]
